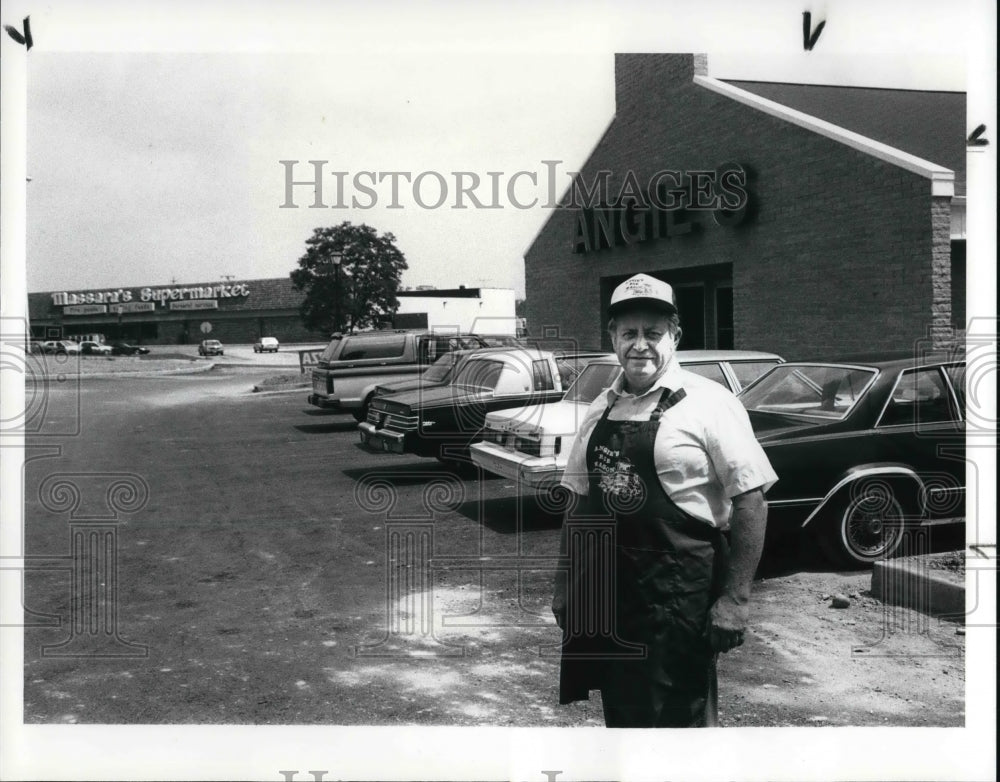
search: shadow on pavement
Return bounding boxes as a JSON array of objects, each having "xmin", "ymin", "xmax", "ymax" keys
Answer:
[
  {"xmin": 342, "ymin": 460, "xmax": 456, "ymax": 485},
  {"xmin": 455, "ymin": 495, "xmax": 564, "ymax": 534},
  {"xmin": 293, "ymin": 420, "xmax": 360, "ymax": 434}
]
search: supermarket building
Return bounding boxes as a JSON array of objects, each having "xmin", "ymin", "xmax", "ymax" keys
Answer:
[
  {"xmin": 525, "ymin": 54, "xmax": 967, "ymax": 358},
  {"xmin": 28, "ymin": 278, "xmax": 517, "ymax": 344}
]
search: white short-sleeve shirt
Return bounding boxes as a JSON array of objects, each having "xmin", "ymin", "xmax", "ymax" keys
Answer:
[{"xmin": 559, "ymin": 358, "xmax": 777, "ymax": 529}]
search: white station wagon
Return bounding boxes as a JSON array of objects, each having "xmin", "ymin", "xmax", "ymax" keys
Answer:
[{"xmin": 470, "ymin": 350, "xmax": 783, "ymax": 495}]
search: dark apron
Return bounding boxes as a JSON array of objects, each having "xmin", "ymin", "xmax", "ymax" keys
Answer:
[{"xmin": 558, "ymin": 387, "xmax": 729, "ymax": 727}]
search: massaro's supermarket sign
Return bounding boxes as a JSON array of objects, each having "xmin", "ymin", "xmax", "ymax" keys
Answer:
[{"xmin": 52, "ymin": 283, "xmax": 251, "ymax": 313}]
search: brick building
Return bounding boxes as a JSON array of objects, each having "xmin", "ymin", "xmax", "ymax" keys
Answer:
[{"xmin": 524, "ymin": 54, "xmax": 966, "ymax": 358}]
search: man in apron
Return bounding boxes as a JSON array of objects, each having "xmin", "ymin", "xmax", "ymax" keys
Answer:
[{"xmin": 552, "ymin": 273, "xmax": 777, "ymax": 728}]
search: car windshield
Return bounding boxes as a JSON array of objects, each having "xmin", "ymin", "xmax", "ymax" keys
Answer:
[
  {"xmin": 422, "ymin": 352, "xmax": 461, "ymax": 382},
  {"xmin": 452, "ymin": 358, "xmax": 504, "ymax": 390},
  {"xmin": 564, "ymin": 363, "xmax": 622, "ymax": 403},
  {"xmin": 739, "ymin": 364, "xmax": 877, "ymax": 420}
]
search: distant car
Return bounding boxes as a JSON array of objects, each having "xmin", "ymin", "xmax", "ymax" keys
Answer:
[
  {"xmin": 41, "ymin": 340, "xmax": 81, "ymax": 355},
  {"xmin": 79, "ymin": 340, "xmax": 113, "ymax": 356},
  {"xmin": 27, "ymin": 340, "xmax": 46, "ymax": 355},
  {"xmin": 359, "ymin": 348, "xmax": 605, "ymax": 463},
  {"xmin": 738, "ymin": 354, "xmax": 966, "ymax": 567},
  {"xmin": 198, "ymin": 339, "xmax": 224, "ymax": 356},
  {"xmin": 254, "ymin": 337, "xmax": 280, "ymax": 353},
  {"xmin": 109, "ymin": 342, "xmax": 150, "ymax": 356},
  {"xmin": 470, "ymin": 350, "xmax": 784, "ymax": 500}
]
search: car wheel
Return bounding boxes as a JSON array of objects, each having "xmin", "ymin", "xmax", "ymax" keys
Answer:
[
  {"xmin": 818, "ymin": 481, "xmax": 907, "ymax": 568},
  {"xmin": 352, "ymin": 394, "xmax": 375, "ymax": 423}
]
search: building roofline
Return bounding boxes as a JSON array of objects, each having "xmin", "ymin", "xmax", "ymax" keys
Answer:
[
  {"xmin": 693, "ymin": 74, "xmax": 956, "ymax": 197},
  {"xmin": 724, "ymin": 79, "xmax": 966, "ymax": 97}
]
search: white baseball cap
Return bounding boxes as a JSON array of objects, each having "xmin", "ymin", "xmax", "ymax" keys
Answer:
[{"xmin": 608, "ymin": 273, "xmax": 677, "ymax": 317}]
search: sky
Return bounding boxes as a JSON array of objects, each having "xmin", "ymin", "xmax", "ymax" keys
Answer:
[{"xmin": 20, "ymin": 0, "xmax": 973, "ymax": 299}]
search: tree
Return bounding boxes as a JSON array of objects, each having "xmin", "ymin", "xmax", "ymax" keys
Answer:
[{"xmin": 290, "ymin": 222, "xmax": 408, "ymax": 334}]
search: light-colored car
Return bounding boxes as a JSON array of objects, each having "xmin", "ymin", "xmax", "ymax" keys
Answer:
[
  {"xmin": 79, "ymin": 340, "xmax": 113, "ymax": 355},
  {"xmin": 41, "ymin": 340, "xmax": 82, "ymax": 355},
  {"xmin": 254, "ymin": 336, "xmax": 280, "ymax": 353},
  {"xmin": 470, "ymin": 350, "xmax": 783, "ymax": 495},
  {"xmin": 198, "ymin": 339, "xmax": 224, "ymax": 356},
  {"xmin": 359, "ymin": 348, "xmax": 598, "ymax": 461}
]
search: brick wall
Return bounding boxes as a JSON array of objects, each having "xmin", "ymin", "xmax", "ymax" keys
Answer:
[{"xmin": 526, "ymin": 53, "xmax": 950, "ymax": 359}]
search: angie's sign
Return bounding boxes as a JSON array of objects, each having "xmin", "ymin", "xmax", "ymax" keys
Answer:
[
  {"xmin": 52, "ymin": 283, "xmax": 250, "ymax": 308},
  {"xmin": 572, "ymin": 164, "xmax": 750, "ymax": 254}
]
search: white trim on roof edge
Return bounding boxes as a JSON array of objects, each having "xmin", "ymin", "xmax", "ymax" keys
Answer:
[{"xmin": 693, "ymin": 75, "xmax": 955, "ymax": 198}]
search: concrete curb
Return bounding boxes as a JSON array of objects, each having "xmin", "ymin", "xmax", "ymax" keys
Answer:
[
  {"xmin": 248, "ymin": 385, "xmax": 311, "ymax": 396},
  {"xmin": 47, "ymin": 361, "xmax": 219, "ymax": 380},
  {"xmin": 871, "ymin": 558, "xmax": 965, "ymax": 620}
]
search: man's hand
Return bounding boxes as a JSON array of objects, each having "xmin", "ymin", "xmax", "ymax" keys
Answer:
[
  {"xmin": 552, "ymin": 590, "xmax": 566, "ymax": 631},
  {"xmin": 708, "ymin": 594, "xmax": 749, "ymax": 653},
  {"xmin": 708, "ymin": 487, "xmax": 767, "ymax": 653}
]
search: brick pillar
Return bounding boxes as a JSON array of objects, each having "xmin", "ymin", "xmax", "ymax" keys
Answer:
[{"xmin": 929, "ymin": 196, "xmax": 954, "ymax": 349}]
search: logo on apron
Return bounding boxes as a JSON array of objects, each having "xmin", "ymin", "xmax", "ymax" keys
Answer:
[{"xmin": 594, "ymin": 438, "xmax": 646, "ymax": 512}]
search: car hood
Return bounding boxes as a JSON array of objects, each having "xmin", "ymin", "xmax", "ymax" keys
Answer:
[
  {"xmin": 373, "ymin": 384, "xmax": 491, "ymax": 412},
  {"xmin": 484, "ymin": 400, "xmax": 590, "ymax": 435}
]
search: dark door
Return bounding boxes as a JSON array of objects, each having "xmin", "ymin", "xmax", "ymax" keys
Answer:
[{"xmin": 674, "ymin": 285, "xmax": 705, "ymax": 350}]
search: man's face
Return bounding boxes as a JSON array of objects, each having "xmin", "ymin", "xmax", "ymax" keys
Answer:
[{"xmin": 610, "ymin": 310, "xmax": 678, "ymax": 392}]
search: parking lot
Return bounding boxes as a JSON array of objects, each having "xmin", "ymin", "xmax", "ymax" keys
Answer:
[{"xmin": 21, "ymin": 368, "xmax": 966, "ymax": 726}]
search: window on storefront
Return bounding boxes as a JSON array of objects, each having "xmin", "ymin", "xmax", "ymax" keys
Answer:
[{"xmin": 674, "ymin": 285, "xmax": 705, "ymax": 350}]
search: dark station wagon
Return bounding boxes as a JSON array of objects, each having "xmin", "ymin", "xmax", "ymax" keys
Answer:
[{"xmin": 740, "ymin": 354, "xmax": 966, "ymax": 567}]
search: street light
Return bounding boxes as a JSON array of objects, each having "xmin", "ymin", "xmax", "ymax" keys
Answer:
[{"xmin": 330, "ymin": 252, "xmax": 343, "ymax": 333}]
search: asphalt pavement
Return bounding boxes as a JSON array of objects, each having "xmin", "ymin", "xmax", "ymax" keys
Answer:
[{"xmin": 20, "ymin": 372, "xmax": 966, "ymax": 726}]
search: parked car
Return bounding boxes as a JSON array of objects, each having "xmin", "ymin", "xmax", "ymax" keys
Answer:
[
  {"xmin": 41, "ymin": 340, "xmax": 81, "ymax": 355},
  {"xmin": 109, "ymin": 342, "xmax": 150, "ymax": 356},
  {"xmin": 254, "ymin": 337, "xmax": 280, "ymax": 353},
  {"xmin": 359, "ymin": 348, "xmax": 599, "ymax": 462},
  {"xmin": 473, "ymin": 334, "xmax": 528, "ymax": 348},
  {"xmin": 372, "ymin": 348, "xmax": 479, "ymax": 398},
  {"xmin": 470, "ymin": 350, "xmax": 783, "ymax": 500},
  {"xmin": 738, "ymin": 354, "xmax": 966, "ymax": 567},
  {"xmin": 308, "ymin": 330, "xmax": 489, "ymax": 421},
  {"xmin": 198, "ymin": 339, "xmax": 224, "ymax": 356},
  {"xmin": 79, "ymin": 340, "xmax": 113, "ymax": 356}
]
